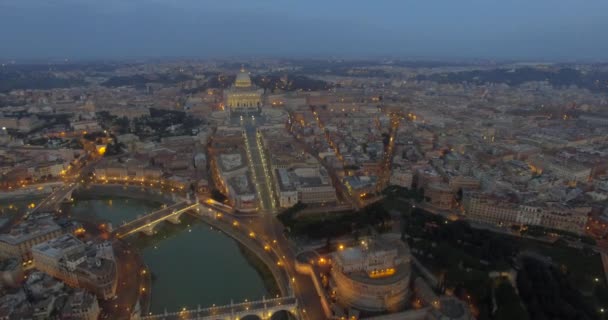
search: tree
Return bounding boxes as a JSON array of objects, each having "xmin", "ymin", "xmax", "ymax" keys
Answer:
[
  {"xmin": 494, "ymin": 281, "xmax": 529, "ymax": 320},
  {"xmin": 210, "ymin": 189, "xmax": 227, "ymax": 203}
]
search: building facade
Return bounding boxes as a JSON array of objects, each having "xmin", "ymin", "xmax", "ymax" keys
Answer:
[
  {"xmin": 32, "ymin": 235, "xmax": 118, "ymax": 300},
  {"xmin": 463, "ymin": 191, "xmax": 590, "ymax": 235},
  {"xmin": 0, "ymin": 217, "xmax": 64, "ymax": 261}
]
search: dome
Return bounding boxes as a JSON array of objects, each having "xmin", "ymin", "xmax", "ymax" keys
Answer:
[{"xmin": 234, "ymin": 66, "xmax": 252, "ymax": 88}]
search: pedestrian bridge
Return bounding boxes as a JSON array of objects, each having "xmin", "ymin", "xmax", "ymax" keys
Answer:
[
  {"xmin": 113, "ymin": 200, "xmax": 199, "ymax": 238},
  {"xmin": 141, "ymin": 295, "xmax": 298, "ymax": 320}
]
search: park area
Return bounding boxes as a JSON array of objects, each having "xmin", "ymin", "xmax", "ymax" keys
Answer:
[
  {"xmin": 395, "ymin": 200, "xmax": 608, "ymax": 320},
  {"xmin": 277, "ymin": 187, "xmax": 608, "ymax": 320}
]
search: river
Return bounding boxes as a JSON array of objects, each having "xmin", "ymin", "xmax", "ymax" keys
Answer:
[{"xmin": 70, "ymin": 198, "xmax": 269, "ymax": 313}]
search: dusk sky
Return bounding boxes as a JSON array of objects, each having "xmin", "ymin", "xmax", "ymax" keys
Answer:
[{"xmin": 1, "ymin": 0, "xmax": 607, "ymax": 61}]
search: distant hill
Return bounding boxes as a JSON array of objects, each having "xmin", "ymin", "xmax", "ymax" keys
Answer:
[
  {"xmin": 101, "ymin": 73, "xmax": 194, "ymax": 89},
  {"xmin": 0, "ymin": 70, "xmax": 86, "ymax": 93},
  {"xmin": 415, "ymin": 67, "xmax": 608, "ymax": 93}
]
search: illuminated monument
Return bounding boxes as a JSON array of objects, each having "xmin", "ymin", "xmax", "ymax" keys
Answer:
[
  {"xmin": 224, "ymin": 66, "xmax": 263, "ymax": 117},
  {"xmin": 330, "ymin": 235, "xmax": 411, "ymax": 312}
]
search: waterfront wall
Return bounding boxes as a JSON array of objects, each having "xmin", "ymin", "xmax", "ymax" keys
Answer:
[{"xmin": 74, "ymin": 184, "xmax": 176, "ymax": 205}]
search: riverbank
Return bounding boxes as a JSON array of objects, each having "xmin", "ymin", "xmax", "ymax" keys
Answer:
[
  {"xmin": 237, "ymin": 243, "xmax": 281, "ymax": 297},
  {"xmin": 74, "ymin": 184, "xmax": 175, "ymax": 204}
]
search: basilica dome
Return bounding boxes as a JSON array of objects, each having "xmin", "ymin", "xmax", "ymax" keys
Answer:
[{"xmin": 235, "ymin": 66, "xmax": 252, "ymax": 88}]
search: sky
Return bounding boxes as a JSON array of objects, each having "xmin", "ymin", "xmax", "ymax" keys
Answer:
[{"xmin": 1, "ymin": 0, "xmax": 607, "ymax": 61}]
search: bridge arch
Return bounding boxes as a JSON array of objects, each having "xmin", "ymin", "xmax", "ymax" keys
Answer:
[{"xmin": 270, "ymin": 309, "xmax": 298, "ymax": 320}]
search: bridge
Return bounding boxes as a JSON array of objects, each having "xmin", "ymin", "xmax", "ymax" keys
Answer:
[
  {"xmin": 141, "ymin": 295, "xmax": 298, "ymax": 320},
  {"xmin": 27, "ymin": 182, "xmax": 79, "ymax": 217},
  {"xmin": 113, "ymin": 200, "xmax": 199, "ymax": 237}
]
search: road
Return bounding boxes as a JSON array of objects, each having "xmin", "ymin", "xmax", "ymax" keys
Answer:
[
  {"xmin": 27, "ymin": 182, "xmax": 78, "ymax": 217},
  {"xmin": 376, "ymin": 113, "xmax": 401, "ymax": 191},
  {"xmin": 243, "ymin": 122, "xmax": 275, "ymax": 213},
  {"xmin": 291, "ymin": 109, "xmax": 362, "ymax": 209},
  {"xmin": 30, "ymin": 150, "xmax": 108, "ymax": 217},
  {"xmin": 240, "ymin": 116, "xmax": 331, "ymax": 319},
  {"xmin": 246, "ymin": 214, "xmax": 327, "ymax": 320},
  {"xmin": 100, "ymin": 240, "xmax": 147, "ymax": 319}
]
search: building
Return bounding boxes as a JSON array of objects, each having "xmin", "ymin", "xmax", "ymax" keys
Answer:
[
  {"xmin": 463, "ymin": 191, "xmax": 590, "ymax": 235},
  {"xmin": 210, "ymin": 147, "xmax": 258, "ymax": 211},
  {"xmin": 343, "ymin": 175, "xmax": 378, "ymax": 198},
  {"xmin": 330, "ymin": 235, "xmax": 411, "ymax": 312},
  {"xmin": 107, "ymin": 106, "xmax": 150, "ymax": 120},
  {"xmin": 227, "ymin": 174, "xmax": 258, "ymax": 212},
  {"xmin": 0, "ymin": 115, "xmax": 44, "ymax": 133},
  {"xmin": 447, "ymin": 175, "xmax": 480, "ymax": 192},
  {"xmin": 224, "ymin": 67, "xmax": 263, "ymax": 116},
  {"xmin": 424, "ymin": 182, "xmax": 453, "ymax": 210},
  {"xmin": 530, "ymin": 156, "xmax": 591, "ymax": 184},
  {"xmin": 586, "ymin": 211, "xmax": 608, "ymax": 239},
  {"xmin": 31, "ymin": 160, "xmax": 68, "ymax": 179},
  {"xmin": 275, "ymin": 167, "xmax": 338, "ymax": 207},
  {"xmin": 94, "ymin": 161, "xmax": 162, "ymax": 182},
  {"xmin": 71, "ymin": 120, "xmax": 101, "ymax": 133},
  {"xmin": 0, "ymin": 217, "xmax": 64, "ymax": 261},
  {"xmin": 415, "ymin": 167, "xmax": 442, "ymax": 189},
  {"xmin": 32, "ymin": 234, "xmax": 117, "ymax": 300},
  {"xmin": 211, "ymin": 151, "xmax": 247, "ymax": 192},
  {"xmin": 0, "ymin": 272, "xmax": 99, "ymax": 320},
  {"xmin": 60, "ymin": 289, "xmax": 101, "ymax": 320},
  {"xmin": 0, "ymin": 257, "xmax": 24, "ymax": 288},
  {"xmin": 256, "ymin": 127, "xmax": 337, "ymax": 207},
  {"xmin": 390, "ymin": 167, "xmax": 413, "ymax": 189},
  {"xmin": 538, "ymin": 204, "xmax": 591, "ymax": 235}
]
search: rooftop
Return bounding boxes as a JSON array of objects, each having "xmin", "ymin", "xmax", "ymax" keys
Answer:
[
  {"xmin": 0, "ymin": 257, "xmax": 20, "ymax": 271},
  {"xmin": 219, "ymin": 152, "xmax": 246, "ymax": 172},
  {"xmin": 234, "ymin": 67, "xmax": 252, "ymax": 88},
  {"xmin": 31, "ymin": 234, "xmax": 84, "ymax": 259},
  {"xmin": 0, "ymin": 217, "xmax": 61, "ymax": 246},
  {"xmin": 228, "ymin": 174, "xmax": 255, "ymax": 195}
]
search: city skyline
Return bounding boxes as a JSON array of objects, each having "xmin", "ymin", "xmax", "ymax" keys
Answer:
[{"xmin": 1, "ymin": 2, "xmax": 608, "ymax": 320}]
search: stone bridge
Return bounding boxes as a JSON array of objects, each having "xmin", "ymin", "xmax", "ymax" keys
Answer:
[
  {"xmin": 141, "ymin": 295, "xmax": 298, "ymax": 320},
  {"xmin": 113, "ymin": 200, "xmax": 199, "ymax": 237},
  {"xmin": 28, "ymin": 182, "xmax": 79, "ymax": 217}
]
